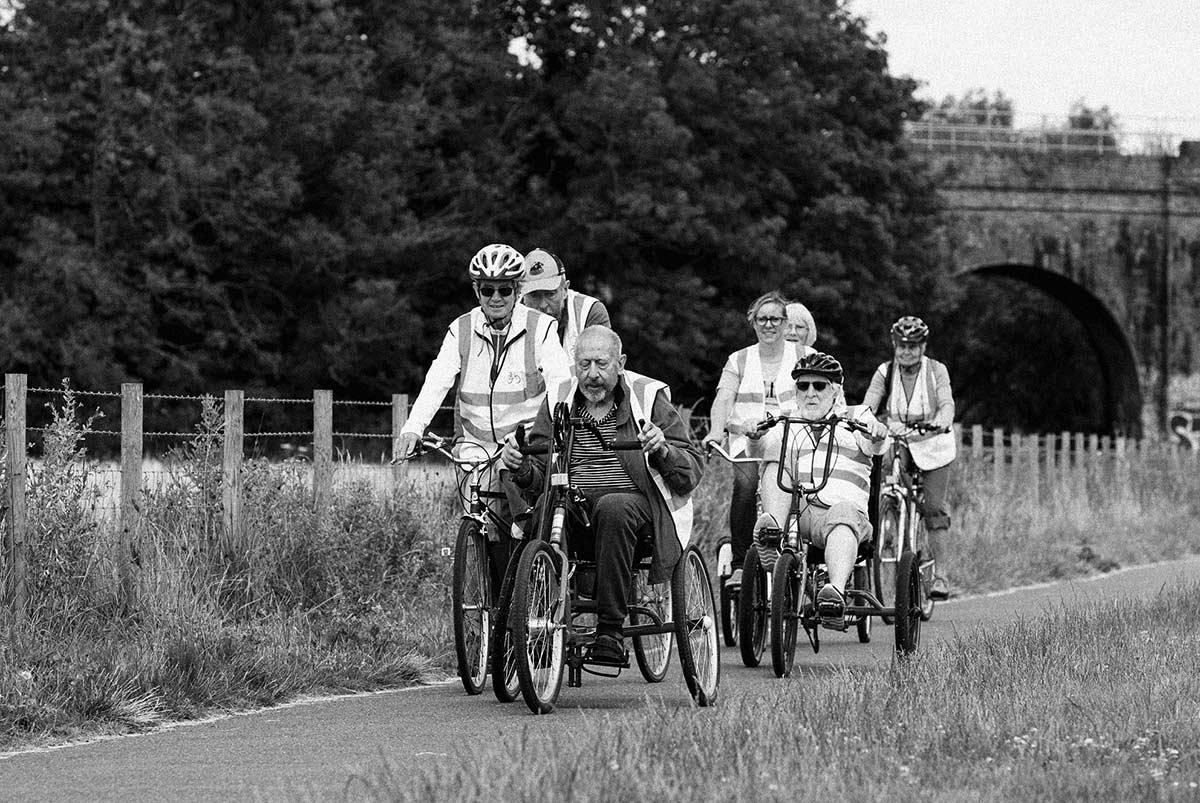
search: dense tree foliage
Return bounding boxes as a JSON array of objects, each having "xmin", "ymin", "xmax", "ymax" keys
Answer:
[{"xmin": 1, "ymin": 0, "xmax": 951, "ymax": 413}]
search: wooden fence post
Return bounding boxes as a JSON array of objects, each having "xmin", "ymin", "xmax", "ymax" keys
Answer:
[
  {"xmin": 222, "ymin": 390, "xmax": 244, "ymax": 556},
  {"xmin": 1026, "ymin": 433, "xmax": 1040, "ymax": 506},
  {"xmin": 391, "ymin": 393, "xmax": 409, "ymax": 485},
  {"xmin": 313, "ymin": 390, "xmax": 333, "ymax": 515},
  {"xmin": 119, "ymin": 382, "xmax": 142, "ymax": 613},
  {"xmin": 1059, "ymin": 430, "xmax": 1070, "ymax": 471},
  {"xmin": 4, "ymin": 374, "xmax": 28, "ymax": 621},
  {"xmin": 992, "ymin": 427, "xmax": 1005, "ymax": 489},
  {"xmin": 971, "ymin": 424, "xmax": 984, "ymax": 461}
]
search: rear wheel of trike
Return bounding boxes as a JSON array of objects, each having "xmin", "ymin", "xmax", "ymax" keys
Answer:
[
  {"xmin": 632, "ymin": 569, "xmax": 673, "ymax": 683},
  {"xmin": 672, "ymin": 546, "xmax": 719, "ymax": 706},
  {"xmin": 512, "ymin": 540, "xmax": 567, "ymax": 714}
]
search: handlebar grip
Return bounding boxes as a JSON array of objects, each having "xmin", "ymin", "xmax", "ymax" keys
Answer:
[
  {"xmin": 519, "ymin": 444, "xmax": 550, "ymax": 456},
  {"xmin": 515, "ymin": 424, "xmax": 526, "ymax": 449},
  {"xmin": 609, "ymin": 439, "xmax": 644, "ymax": 451}
]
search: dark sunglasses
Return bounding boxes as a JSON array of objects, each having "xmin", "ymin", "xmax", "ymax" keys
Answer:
[
  {"xmin": 795, "ymin": 381, "xmax": 829, "ymax": 392},
  {"xmin": 477, "ymin": 285, "xmax": 515, "ymax": 298}
]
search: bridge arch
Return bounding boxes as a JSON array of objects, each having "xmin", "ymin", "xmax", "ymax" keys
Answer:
[{"xmin": 961, "ymin": 263, "xmax": 1143, "ymax": 437}]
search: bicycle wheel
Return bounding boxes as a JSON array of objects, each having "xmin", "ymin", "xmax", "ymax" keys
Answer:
[
  {"xmin": 512, "ymin": 540, "xmax": 567, "ymax": 714},
  {"xmin": 632, "ymin": 568, "xmax": 673, "ymax": 683},
  {"xmin": 452, "ymin": 519, "xmax": 491, "ymax": 695},
  {"xmin": 770, "ymin": 550, "xmax": 802, "ymax": 678},
  {"xmin": 853, "ymin": 564, "xmax": 872, "ymax": 644},
  {"xmin": 915, "ymin": 516, "xmax": 935, "ymax": 622},
  {"xmin": 490, "ymin": 540, "xmax": 526, "ymax": 703},
  {"xmin": 737, "ymin": 548, "xmax": 768, "ymax": 667},
  {"xmin": 875, "ymin": 496, "xmax": 900, "ymax": 625},
  {"xmin": 894, "ymin": 550, "xmax": 922, "ymax": 655},
  {"xmin": 720, "ymin": 577, "xmax": 738, "ymax": 647},
  {"xmin": 671, "ymin": 545, "xmax": 719, "ymax": 706}
]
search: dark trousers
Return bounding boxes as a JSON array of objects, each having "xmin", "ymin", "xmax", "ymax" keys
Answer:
[
  {"xmin": 588, "ymin": 491, "xmax": 653, "ymax": 636},
  {"xmin": 729, "ymin": 461, "xmax": 759, "ymax": 568},
  {"xmin": 919, "ymin": 463, "xmax": 951, "ymax": 531}
]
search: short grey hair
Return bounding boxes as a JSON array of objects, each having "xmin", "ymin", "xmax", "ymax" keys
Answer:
[{"xmin": 576, "ymin": 325, "xmax": 622, "ymax": 358}]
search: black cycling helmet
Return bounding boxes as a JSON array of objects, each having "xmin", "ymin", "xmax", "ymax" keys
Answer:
[
  {"xmin": 891, "ymin": 315, "xmax": 929, "ymax": 343},
  {"xmin": 791, "ymin": 352, "xmax": 844, "ymax": 385}
]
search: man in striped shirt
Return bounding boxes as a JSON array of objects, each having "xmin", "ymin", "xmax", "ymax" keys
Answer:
[
  {"xmin": 758, "ymin": 352, "xmax": 888, "ymax": 629},
  {"xmin": 502, "ymin": 327, "xmax": 704, "ymax": 666}
]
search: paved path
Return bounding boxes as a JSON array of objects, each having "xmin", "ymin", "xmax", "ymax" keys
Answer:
[{"xmin": 4, "ymin": 556, "xmax": 1199, "ymax": 802}]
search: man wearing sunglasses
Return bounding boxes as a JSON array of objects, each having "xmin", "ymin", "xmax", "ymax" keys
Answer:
[
  {"xmin": 757, "ymin": 352, "xmax": 889, "ymax": 629},
  {"xmin": 520, "ymin": 248, "xmax": 611, "ymax": 370},
  {"xmin": 398, "ymin": 243, "xmax": 571, "ymax": 547}
]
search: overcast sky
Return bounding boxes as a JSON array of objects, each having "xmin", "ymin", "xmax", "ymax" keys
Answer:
[{"xmin": 848, "ymin": 0, "xmax": 1200, "ymax": 138}]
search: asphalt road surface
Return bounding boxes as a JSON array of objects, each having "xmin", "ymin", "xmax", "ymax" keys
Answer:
[{"xmin": 4, "ymin": 556, "xmax": 1199, "ymax": 802}]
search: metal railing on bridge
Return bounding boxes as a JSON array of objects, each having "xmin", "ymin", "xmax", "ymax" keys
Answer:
[{"xmin": 903, "ymin": 112, "xmax": 1196, "ymax": 157}]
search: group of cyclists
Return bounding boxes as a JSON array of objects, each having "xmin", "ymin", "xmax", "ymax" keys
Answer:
[{"xmin": 399, "ymin": 243, "xmax": 957, "ymax": 665}]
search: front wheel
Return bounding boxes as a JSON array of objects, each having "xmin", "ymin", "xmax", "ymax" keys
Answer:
[
  {"xmin": 894, "ymin": 550, "xmax": 922, "ymax": 656},
  {"xmin": 737, "ymin": 548, "xmax": 768, "ymax": 667},
  {"xmin": 875, "ymin": 497, "xmax": 901, "ymax": 626},
  {"xmin": 853, "ymin": 563, "xmax": 872, "ymax": 643},
  {"xmin": 672, "ymin": 546, "xmax": 719, "ymax": 706},
  {"xmin": 490, "ymin": 541, "xmax": 526, "ymax": 703},
  {"xmin": 512, "ymin": 540, "xmax": 567, "ymax": 714},
  {"xmin": 720, "ymin": 576, "xmax": 738, "ymax": 647},
  {"xmin": 452, "ymin": 520, "xmax": 491, "ymax": 695},
  {"xmin": 770, "ymin": 551, "xmax": 803, "ymax": 678}
]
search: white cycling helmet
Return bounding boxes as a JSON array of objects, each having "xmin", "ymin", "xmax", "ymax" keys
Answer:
[{"xmin": 469, "ymin": 244, "xmax": 525, "ymax": 282}]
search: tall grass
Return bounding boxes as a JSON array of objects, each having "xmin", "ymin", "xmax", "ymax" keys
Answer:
[
  {"xmin": 0, "ymin": 391, "xmax": 455, "ymax": 748},
  {"xmin": 341, "ymin": 584, "xmax": 1200, "ymax": 802}
]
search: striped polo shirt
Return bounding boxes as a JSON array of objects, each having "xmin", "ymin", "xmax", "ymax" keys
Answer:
[{"xmin": 571, "ymin": 402, "xmax": 640, "ymax": 499}]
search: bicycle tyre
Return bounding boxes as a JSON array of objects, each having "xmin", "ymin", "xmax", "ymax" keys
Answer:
[
  {"xmin": 452, "ymin": 519, "xmax": 491, "ymax": 695},
  {"xmin": 894, "ymin": 550, "xmax": 922, "ymax": 656},
  {"xmin": 672, "ymin": 545, "xmax": 719, "ymax": 706},
  {"xmin": 853, "ymin": 564, "xmax": 872, "ymax": 644},
  {"xmin": 737, "ymin": 548, "xmax": 768, "ymax": 667},
  {"xmin": 720, "ymin": 579, "xmax": 738, "ymax": 647},
  {"xmin": 632, "ymin": 569, "xmax": 673, "ymax": 683},
  {"xmin": 770, "ymin": 551, "xmax": 802, "ymax": 678},
  {"xmin": 512, "ymin": 540, "xmax": 567, "ymax": 714},
  {"xmin": 875, "ymin": 496, "xmax": 901, "ymax": 625},
  {"xmin": 915, "ymin": 516, "xmax": 935, "ymax": 622},
  {"xmin": 490, "ymin": 540, "xmax": 526, "ymax": 703}
]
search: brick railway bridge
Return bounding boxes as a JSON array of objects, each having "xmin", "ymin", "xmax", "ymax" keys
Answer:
[{"xmin": 914, "ymin": 141, "xmax": 1200, "ymax": 441}]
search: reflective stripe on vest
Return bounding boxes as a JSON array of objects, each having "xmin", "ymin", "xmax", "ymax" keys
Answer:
[
  {"xmin": 789, "ymin": 425, "xmax": 873, "ymax": 508},
  {"xmin": 562, "ymin": 290, "xmax": 598, "ymax": 371},
  {"xmin": 454, "ymin": 306, "xmax": 548, "ymax": 446},
  {"xmin": 547, "ymin": 371, "xmax": 694, "ymax": 548}
]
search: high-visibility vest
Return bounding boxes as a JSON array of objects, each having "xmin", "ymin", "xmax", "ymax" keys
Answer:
[
  {"xmin": 453, "ymin": 305, "xmax": 553, "ymax": 447},
  {"xmin": 546, "ymin": 371, "xmax": 693, "ymax": 548},
  {"xmin": 882, "ymin": 356, "xmax": 956, "ymax": 470},
  {"xmin": 788, "ymin": 406, "xmax": 875, "ymax": 509},
  {"xmin": 561, "ymin": 290, "xmax": 600, "ymax": 370},
  {"xmin": 727, "ymin": 342, "xmax": 807, "ymax": 455}
]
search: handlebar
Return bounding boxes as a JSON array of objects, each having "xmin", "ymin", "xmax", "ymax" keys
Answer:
[
  {"xmin": 402, "ymin": 434, "xmax": 501, "ymax": 468},
  {"xmin": 515, "ymin": 418, "xmax": 647, "ymax": 457},
  {"xmin": 704, "ymin": 441, "xmax": 761, "ymax": 464},
  {"xmin": 756, "ymin": 412, "xmax": 874, "ymax": 435}
]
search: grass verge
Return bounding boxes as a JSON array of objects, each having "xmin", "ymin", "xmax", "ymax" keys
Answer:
[{"xmin": 340, "ymin": 583, "xmax": 1200, "ymax": 802}]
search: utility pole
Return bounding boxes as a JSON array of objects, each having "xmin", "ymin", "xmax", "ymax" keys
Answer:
[{"xmin": 1159, "ymin": 155, "xmax": 1173, "ymax": 438}]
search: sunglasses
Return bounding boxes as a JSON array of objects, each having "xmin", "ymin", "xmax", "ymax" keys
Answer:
[
  {"xmin": 795, "ymin": 381, "xmax": 830, "ymax": 392},
  {"xmin": 477, "ymin": 285, "xmax": 515, "ymax": 298}
]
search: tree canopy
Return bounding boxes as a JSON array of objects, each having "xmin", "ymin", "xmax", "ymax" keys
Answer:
[{"xmin": 1, "ymin": 0, "xmax": 949, "ymax": 413}]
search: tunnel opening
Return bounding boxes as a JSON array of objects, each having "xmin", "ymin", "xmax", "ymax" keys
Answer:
[{"xmin": 938, "ymin": 264, "xmax": 1143, "ymax": 437}]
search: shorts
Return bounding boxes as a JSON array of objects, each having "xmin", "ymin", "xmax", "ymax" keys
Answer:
[{"xmin": 795, "ymin": 501, "xmax": 872, "ymax": 548}]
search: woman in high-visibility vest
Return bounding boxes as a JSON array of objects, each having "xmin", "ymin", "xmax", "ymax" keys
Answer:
[
  {"xmin": 702, "ymin": 291, "xmax": 813, "ymax": 588},
  {"xmin": 861, "ymin": 315, "xmax": 956, "ymax": 599}
]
